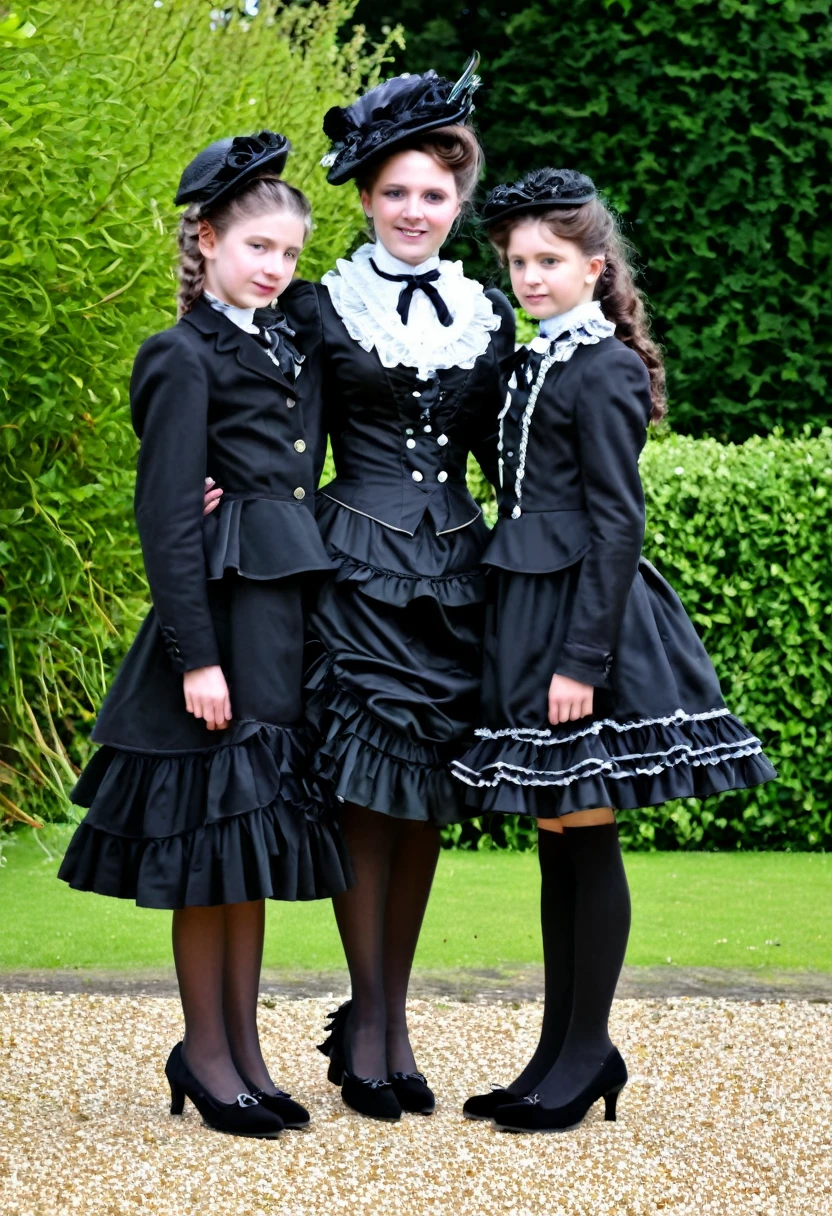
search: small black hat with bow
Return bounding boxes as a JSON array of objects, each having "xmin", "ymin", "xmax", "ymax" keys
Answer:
[
  {"xmin": 481, "ymin": 167, "xmax": 597, "ymax": 226},
  {"xmin": 321, "ymin": 53, "xmax": 481, "ymax": 187},
  {"xmin": 174, "ymin": 130, "xmax": 291, "ymax": 208}
]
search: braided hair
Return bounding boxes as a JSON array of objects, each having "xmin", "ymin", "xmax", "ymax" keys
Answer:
[{"xmin": 176, "ymin": 176, "xmax": 312, "ymax": 318}]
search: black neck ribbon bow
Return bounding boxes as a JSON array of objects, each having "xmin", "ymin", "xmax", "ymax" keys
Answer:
[
  {"xmin": 254, "ymin": 310, "xmax": 304, "ymax": 380},
  {"xmin": 369, "ymin": 258, "xmax": 453, "ymax": 328}
]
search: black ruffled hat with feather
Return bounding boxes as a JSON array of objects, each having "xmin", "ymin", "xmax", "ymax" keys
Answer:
[
  {"xmin": 481, "ymin": 167, "xmax": 597, "ymax": 225},
  {"xmin": 321, "ymin": 53, "xmax": 481, "ymax": 186}
]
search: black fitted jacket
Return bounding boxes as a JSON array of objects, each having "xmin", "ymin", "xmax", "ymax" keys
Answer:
[
  {"xmin": 282, "ymin": 279, "xmax": 516, "ymax": 537},
  {"xmin": 482, "ymin": 336, "xmax": 653, "ymax": 687},
  {"xmin": 129, "ymin": 293, "xmax": 331, "ymax": 674}
]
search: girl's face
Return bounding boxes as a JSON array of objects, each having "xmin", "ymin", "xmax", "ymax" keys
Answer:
[
  {"xmin": 506, "ymin": 218, "xmax": 604, "ymax": 320},
  {"xmin": 361, "ymin": 150, "xmax": 461, "ymax": 265},
  {"xmin": 199, "ymin": 209, "xmax": 306, "ymax": 309}
]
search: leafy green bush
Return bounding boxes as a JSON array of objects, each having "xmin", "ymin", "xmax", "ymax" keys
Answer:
[
  {"xmin": 3, "ymin": 4, "xmax": 828, "ymax": 853},
  {"xmin": 0, "ymin": 0, "xmax": 397, "ymax": 825},
  {"xmin": 355, "ymin": 0, "xmax": 832, "ymax": 442},
  {"xmin": 456, "ymin": 429, "xmax": 832, "ymax": 851}
]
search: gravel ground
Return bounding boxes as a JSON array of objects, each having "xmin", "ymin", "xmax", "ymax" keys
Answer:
[{"xmin": 1, "ymin": 993, "xmax": 830, "ymax": 1216}]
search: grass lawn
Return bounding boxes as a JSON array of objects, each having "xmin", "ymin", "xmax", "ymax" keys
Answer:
[{"xmin": 1, "ymin": 826, "xmax": 829, "ymax": 972}]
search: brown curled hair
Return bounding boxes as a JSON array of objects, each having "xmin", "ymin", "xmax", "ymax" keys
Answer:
[
  {"xmin": 489, "ymin": 199, "xmax": 667, "ymax": 423},
  {"xmin": 176, "ymin": 176, "xmax": 312, "ymax": 318},
  {"xmin": 356, "ymin": 124, "xmax": 484, "ymax": 214}
]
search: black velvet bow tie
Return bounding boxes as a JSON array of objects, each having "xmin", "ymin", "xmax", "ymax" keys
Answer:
[{"xmin": 369, "ymin": 258, "xmax": 453, "ymax": 327}]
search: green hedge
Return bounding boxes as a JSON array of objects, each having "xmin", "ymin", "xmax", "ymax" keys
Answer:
[
  {"xmin": 3, "ymin": 4, "xmax": 828, "ymax": 851},
  {"xmin": 355, "ymin": 0, "xmax": 832, "ymax": 442},
  {"xmin": 454, "ymin": 429, "xmax": 832, "ymax": 851},
  {"xmin": 0, "ymin": 0, "xmax": 397, "ymax": 825}
]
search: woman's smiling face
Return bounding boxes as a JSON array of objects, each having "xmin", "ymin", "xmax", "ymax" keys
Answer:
[
  {"xmin": 361, "ymin": 149, "xmax": 461, "ymax": 265},
  {"xmin": 506, "ymin": 216, "xmax": 604, "ymax": 319}
]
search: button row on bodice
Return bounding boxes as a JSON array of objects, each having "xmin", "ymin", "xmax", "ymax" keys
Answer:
[{"xmin": 411, "ymin": 469, "xmax": 448, "ymax": 483}]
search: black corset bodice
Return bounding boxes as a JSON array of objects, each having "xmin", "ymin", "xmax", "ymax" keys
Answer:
[{"xmin": 282, "ymin": 280, "xmax": 515, "ymax": 537}]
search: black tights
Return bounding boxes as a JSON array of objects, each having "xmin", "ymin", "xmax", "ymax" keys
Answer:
[
  {"xmin": 332, "ymin": 802, "xmax": 441, "ymax": 1078},
  {"xmin": 172, "ymin": 899, "xmax": 280, "ymax": 1104}
]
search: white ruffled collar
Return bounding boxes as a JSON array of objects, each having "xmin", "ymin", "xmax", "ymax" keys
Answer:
[
  {"xmin": 322, "ymin": 241, "xmax": 502, "ymax": 380},
  {"xmin": 204, "ymin": 291, "xmax": 259, "ymax": 335},
  {"xmin": 530, "ymin": 299, "xmax": 614, "ymax": 353}
]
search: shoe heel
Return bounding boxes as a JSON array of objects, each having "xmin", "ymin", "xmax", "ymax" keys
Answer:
[
  {"xmin": 604, "ymin": 1085, "xmax": 624, "ymax": 1122},
  {"xmin": 327, "ymin": 1058, "xmax": 344, "ymax": 1086},
  {"xmin": 169, "ymin": 1079, "xmax": 186, "ymax": 1116}
]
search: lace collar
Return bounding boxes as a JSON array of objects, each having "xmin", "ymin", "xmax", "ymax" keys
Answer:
[
  {"xmin": 204, "ymin": 291, "xmax": 259, "ymax": 335},
  {"xmin": 322, "ymin": 241, "xmax": 502, "ymax": 380},
  {"xmin": 530, "ymin": 299, "xmax": 614, "ymax": 355}
]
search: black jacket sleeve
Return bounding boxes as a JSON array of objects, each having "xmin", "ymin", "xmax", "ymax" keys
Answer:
[
  {"xmin": 470, "ymin": 288, "xmax": 517, "ymax": 487},
  {"xmin": 130, "ymin": 329, "xmax": 220, "ymax": 674},
  {"xmin": 280, "ymin": 279, "xmax": 330, "ymax": 487},
  {"xmin": 555, "ymin": 344, "xmax": 652, "ymax": 687}
]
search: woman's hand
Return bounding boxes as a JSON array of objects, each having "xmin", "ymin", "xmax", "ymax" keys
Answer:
[
  {"xmin": 203, "ymin": 476, "xmax": 223, "ymax": 516},
  {"xmin": 548, "ymin": 673, "xmax": 594, "ymax": 726},
  {"xmin": 183, "ymin": 665, "xmax": 232, "ymax": 731}
]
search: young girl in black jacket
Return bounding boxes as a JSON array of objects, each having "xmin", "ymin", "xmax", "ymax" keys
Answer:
[
  {"xmin": 453, "ymin": 169, "xmax": 776, "ymax": 1132},
  {"xmin": 58, "ymin": 132, "xmax": 351, "ymax": 1138}
]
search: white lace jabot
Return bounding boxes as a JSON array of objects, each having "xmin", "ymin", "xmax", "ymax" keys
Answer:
[
  {"xmin": 204, "ymin": 291, "xmax": 259, "ymax": 335},
  {"xmin": 322, "ymin": 241, "xmax": 502, "ymax": 380}
]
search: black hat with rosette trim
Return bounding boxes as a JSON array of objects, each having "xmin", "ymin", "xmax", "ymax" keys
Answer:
[
  {"xmin": 481, "ymin": 167, "xmax": 597, "ymax": 226},
  {"xmin": 321, "ymin": 53, "xmax": 481, "ymax": 186},
  {"xmin": 174, "ymin": 130, "xmax": 291, "ymax": 208}
]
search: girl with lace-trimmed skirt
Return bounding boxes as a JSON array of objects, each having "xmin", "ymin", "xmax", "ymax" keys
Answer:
[{"xmin": 452, "ymin": 169, "xmax": 776, "ymax": 1133}]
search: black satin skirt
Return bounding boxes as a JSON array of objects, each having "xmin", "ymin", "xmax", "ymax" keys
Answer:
[
  {"xmin": 304, "ymin": 496, "xmax": 489, "ymax": 824},
  {"xmin": 451, "ymin": 557, "xmax": 777, "ymax": 817},
  {"xmin": 58, "ymin": 573, "xmax": 353, "ymax": 908}
]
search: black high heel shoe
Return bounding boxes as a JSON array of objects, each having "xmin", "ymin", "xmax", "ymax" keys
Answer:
[
  {"xmin": 494, "ymin": 1048, "xmax": 627, "ymax": 1133},
  {"xmin": 390, "ymin": 1071, "xmax": 435, "ymax": 1115},
  {"xmin": 236, "ymin": 1071, "xmax": 310, "ymax": 1129},
  {"xmin": 462, "ymin": 1086, "xmax": 521, "ymax": 1121},
  {"xmin": 165, "ymin": 1043, "xmax": 284, "ymax": 1138},
  {"xmin": 317, "ymin": 1001, "xmax": 402, "ymax": 1122}
]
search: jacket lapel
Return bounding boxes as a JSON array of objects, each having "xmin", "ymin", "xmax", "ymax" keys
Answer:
[{"xmin": 182, "ymin": 296, "xmax": 296, "ymax": 395}]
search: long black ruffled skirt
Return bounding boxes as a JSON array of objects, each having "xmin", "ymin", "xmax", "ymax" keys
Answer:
[
  {"xmin": 304, "ymin": 496, "xmax": 489, "ymax": 825},
  {"xmin": 451, "ymin": 557, "xmax": 777, "ymax": 816},
  {"xmin": 59, "ymin": 574, "xmax": 353, "ymax": 908}
]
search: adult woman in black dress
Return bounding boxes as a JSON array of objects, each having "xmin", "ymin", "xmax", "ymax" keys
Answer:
[{"xmin": 289, "ymin": 59, "xmax": 514, "ymax": 1119}]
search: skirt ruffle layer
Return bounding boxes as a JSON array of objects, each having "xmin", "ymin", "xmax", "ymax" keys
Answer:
[
  {"xmin": 327, "ymin": 546, "xmax": 485, "ymax": 609},
  {"xmin": 452, "ymin": 708, "xmax": 777, "ymax": 817},
  {"xmin": 316, "ymin": 493, "xmax": 489, "ymax": 608},
  {"xmin": 304, "ymin": 668, "xmax": 466, "ymax": 825},
  {"xmin": 304, "ymin": 498, "xmax": 488, "ymax": 824},
  {"xmin": 58, "ymin": 723, "xmax": 354, "ymax": 907}
]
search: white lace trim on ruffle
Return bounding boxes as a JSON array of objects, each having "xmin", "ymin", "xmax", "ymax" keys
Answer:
[
  {"xmin": 451, "ymin": 737, "xmax": 765, "ymax": 789},
  {"xmin": 322, "ymin": 242, "xmax": 501, "ymax": 380},
  {"xmin": 474, "ymin": 707, "xmax": 732, "ymax": 745}
]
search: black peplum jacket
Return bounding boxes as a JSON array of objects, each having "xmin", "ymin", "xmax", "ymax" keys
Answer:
[
  {"xmin": 282, "ymin": 279, "xmax": 516, "ymax": 539},
  {"xmin": 129, "ymin": 293, "xmax": 333, "ymax": 674},
  {"xmin": 484, "ymin": 336, "xmax": 654, "ymax": 687}
]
